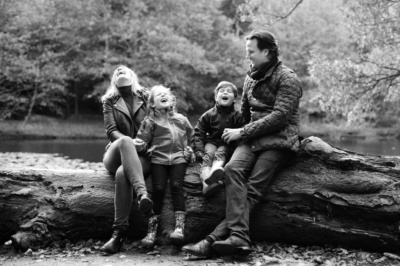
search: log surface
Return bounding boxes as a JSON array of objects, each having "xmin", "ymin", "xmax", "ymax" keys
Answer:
[{"xmin": 1, "ymin": 136, "xmax": 400, "ymax": 252}]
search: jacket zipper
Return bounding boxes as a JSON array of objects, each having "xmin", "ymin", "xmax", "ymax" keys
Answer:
[{"xmin": 166, "ymin": 112, "xmax": 175, "ymax": 165}]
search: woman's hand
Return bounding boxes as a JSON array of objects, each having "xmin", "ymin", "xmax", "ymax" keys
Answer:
[
  {"xmin": 133, "ymin": 138, "xmax": 146, "ymax": 153},
  {"xmin": 222, "ymin": 128, "xmax": 242, "ymax": 144}
]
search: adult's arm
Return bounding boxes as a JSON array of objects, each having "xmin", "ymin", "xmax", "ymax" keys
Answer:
[
  {"xmin": 136, "ymin": 118, "xmax": 154, "ymax": 147},
  {"xmin": 103, "ymin": 99, "xmax": 125, "ymax": 142}
]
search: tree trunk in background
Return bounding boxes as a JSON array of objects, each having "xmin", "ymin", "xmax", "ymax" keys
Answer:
[
  {"xmin": 74, "ymin": 81, "xmax": 79, "ymax": 115},
  {"xmin": 22, "ymin": 80, "xmax": 38, "ymax": 126},
  {"xmin": 2, "ymin": 136, "xmax": 400, "ymax": 253}
]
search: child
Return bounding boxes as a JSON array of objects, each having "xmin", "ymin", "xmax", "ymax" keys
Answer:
[
  {"xmin": 134, "ymin": 85, "xmax": 194, "ymax": 247},
  {"xmin": 193, "ymin": 81, "xmax": 246, "ymax": 197}
]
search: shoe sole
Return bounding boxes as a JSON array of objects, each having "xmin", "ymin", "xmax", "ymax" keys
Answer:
[
  {"xmin": 182, "ymin": 247, "xmax": 211, "ymax": 258},
  {"xmin": 139, "ymin": 198, "xmax": 153, "ymax": 213},
  {"xmin": 205, "ymin": 168, "xmax": 224, "ymax": 185},
  {"xmin": 203, "ymin": 182, "xmax": 222, "ymax": 197},
  {"xmin": 212, "ymin": 242, "xmax": 252, "ymax": 257}
]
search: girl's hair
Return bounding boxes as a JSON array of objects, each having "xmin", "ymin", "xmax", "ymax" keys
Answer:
[
  {"xmin": 146, "ymin": 85, "xmax": 172, "ymax": 119},
  {"xmin": 101, "ymin": 65, "xmax": 143, "ymax": 102}
]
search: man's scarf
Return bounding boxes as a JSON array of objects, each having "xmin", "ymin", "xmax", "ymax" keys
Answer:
[{"xmin": 247, "ymin": 57, "xmax": 279, "ymax": 80}]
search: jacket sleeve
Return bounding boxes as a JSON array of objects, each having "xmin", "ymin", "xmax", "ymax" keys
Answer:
[
  {"xmin": 136, "ymin": 118, "xmax": 154, "ymax": 147},
  {"xmin": 234, "ymin": 111, "xmax": 247, "ymax": 128},
  {"xmin": 242, "ymin": 72, "xmax": 302, "ymax": 140},
  {"xmin": 184, "ymin": 116, "xmax": 195, "ymax": 149},
  {"xmin": 193, "ymin": 112, "xmax": 209, "ymax": 153},
  {"xmin": 241, "ymin": 77, "xmax": 252, "ymax": 124},
  {"xmin": 103, "ymin": 99, "xmax": 125, "ymax": 142}
]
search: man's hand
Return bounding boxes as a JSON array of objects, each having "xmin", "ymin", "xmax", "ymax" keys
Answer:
[
  {"xmin": 222, "ymin": 128, "xmax": 242, "ymax": 144},
  {"xmin": 133, "ymin": 138, "xmax": 146, "ymax": 153},
  {"xmin": 194, "ymin": 151, "xmax": 204, "ymax": 163},
  {"xmin": 184, "ymin": 146, "xmax": 196, "ymax": 163}
]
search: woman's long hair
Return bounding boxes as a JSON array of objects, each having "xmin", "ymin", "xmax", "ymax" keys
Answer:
[{"xmin": 101, "ymin": 65, "xmax": 143, "ymax": 102}]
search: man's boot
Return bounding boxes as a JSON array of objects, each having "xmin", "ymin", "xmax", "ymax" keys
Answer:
[
  {"xmin": 169, "ymin": 211, "xmax": 186, "ymax": 244},
  {"xmin": 141, "ymin": 215, "xmax": 159, "ymax": 248},
  {"xmin": 100, "ymin": 229, "xmax": 126, "ymax": 255},
  {"xmin": 212, "ymin": 235, "xmax": 252, "ymax": 257},
  {"xmin": 205, "ymin": 160, "xmax": 225, "ymax": 185},
  {"xmin": 182, "ymin": 239, "xmax": 213, "ymax": 258}
]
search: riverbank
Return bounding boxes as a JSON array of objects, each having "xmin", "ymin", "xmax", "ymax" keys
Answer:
[
  {"xmin": 1, "ymin": 115, "xmax": 400, "ymax": 141},
  {"xmin": 0, "ymin": 115, "xmax": 106, "ymax": 140}
]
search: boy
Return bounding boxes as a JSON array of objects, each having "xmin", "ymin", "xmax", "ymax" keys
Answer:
[{"xmin": 193, "ymin": 81, "xmax": 246, "ymax": 197}]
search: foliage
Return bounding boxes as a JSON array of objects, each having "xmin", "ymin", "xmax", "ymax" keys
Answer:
[
  {"xmin": 309, "ymin": 0, "xmax": 400, "ymax": 124},
  {"xmin": 238, "ymin": 0, "xmax": 353, "ymax": 77},
  {"xmin": 0, "ymin": 0, "xmax": 247, "ymax": 119}
]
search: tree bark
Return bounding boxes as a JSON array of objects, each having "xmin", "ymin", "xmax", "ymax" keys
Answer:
[{"xmin": 1, "ymin": 136, "xmax": 400, "ymax": 253}]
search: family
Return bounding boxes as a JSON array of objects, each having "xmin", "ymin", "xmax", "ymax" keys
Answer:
[{"xmin": 99, "ymin": 29, "xmax": 303, "ymax": 258}]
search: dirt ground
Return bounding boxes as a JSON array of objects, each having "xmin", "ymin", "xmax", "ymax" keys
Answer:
[{"xmin": 0, "ymin": 243, "xmax": 257, "ymax": 266}]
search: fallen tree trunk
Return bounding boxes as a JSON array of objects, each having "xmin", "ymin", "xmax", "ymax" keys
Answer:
[{"xmin": 1, "ymin": 136, "xmax": 400, "ymax": 253}]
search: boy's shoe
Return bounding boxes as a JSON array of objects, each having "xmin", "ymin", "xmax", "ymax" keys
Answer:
[
  {"xmin": 205, "ymin": 160, "xmax": 225, "ymax": 185},
  {"xmin": 203, "ymin": 181, "xmax": 224, "ymax": 197}
]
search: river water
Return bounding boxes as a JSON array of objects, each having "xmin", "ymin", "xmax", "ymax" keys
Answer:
[{"xmin": 0, "ymin": 137, "xmax": 399, "ymax": 163}]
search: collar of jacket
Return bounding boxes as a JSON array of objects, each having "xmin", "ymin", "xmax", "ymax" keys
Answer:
[
  {"xmin": 215, "ymin": 103, "xmax": 235, "ymax": 114},
  {"xmin": 112, "ymin": 91, "xmax": 146, "ymax": 120},
  {"xmin": 250, "ymin": 61, "xmax": 281, "ymax": 82},
  {"xmin": 154, "ymin": 108, "xmax": 172, "ymax": 118}
]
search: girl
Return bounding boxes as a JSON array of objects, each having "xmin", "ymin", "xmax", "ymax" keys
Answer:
[{"xmin": 135, "ymin": 85, "xmax": 194, "ymax": 247}]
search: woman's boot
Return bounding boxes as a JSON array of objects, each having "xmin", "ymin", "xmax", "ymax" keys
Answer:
[
  {"xmin": 169, "ymin": 211, "xmax": 186, "ymax": 244},
  {"xmin": 100, "ymin": 229, "xmax": 126, "ymax": 255},
  {"xmin": 141, "ymin": 215, "xmax": 159, "ymax": 248}
]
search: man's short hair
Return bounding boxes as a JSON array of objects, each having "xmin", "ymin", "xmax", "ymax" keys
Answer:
[
  {"xmin": 214, "ymin": 81, "xmax": 238, "ymax": 98},
  {"xmin": 245, "ymin": 30, "xmax": 280, "ymax": 59}
]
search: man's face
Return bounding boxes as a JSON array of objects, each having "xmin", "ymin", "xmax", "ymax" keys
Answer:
[{"xmin": 246, "ymin": 39, "xmax": 269, "ymax": 69}]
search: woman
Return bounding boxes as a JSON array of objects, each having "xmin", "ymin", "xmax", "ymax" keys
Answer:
[{"xmin": 100, "ymin": 65, "xmax": 153, "ymax": 255}]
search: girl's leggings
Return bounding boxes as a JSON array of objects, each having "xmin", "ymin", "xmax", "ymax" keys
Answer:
[{"xmin": 151, "ymin": 163, "xmax": 187, "ymax": 215}]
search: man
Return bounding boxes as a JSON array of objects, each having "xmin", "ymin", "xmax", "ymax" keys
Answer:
[{"xmin": 182, "ymin": 30, "xmax": 302, "ymax": 257}]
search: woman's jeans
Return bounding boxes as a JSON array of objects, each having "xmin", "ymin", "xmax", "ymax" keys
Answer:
[
  {"xmin": 103, "ymin": 136, "xmax": 151, "ymax": 231},
  {"xmin": 150, "ymin": 163, "xmax": 187, "ymax": 215},
  {"xmin": 208, "ymin": 144, "xmax": 294, "ymax": 243}
]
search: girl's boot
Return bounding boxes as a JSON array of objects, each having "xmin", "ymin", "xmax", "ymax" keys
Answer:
[
  {"xmin": 141, "ymin": 215, "xmax": 159, "ymax": 248},
  {"xmin": 169, "ymin": 211, "xmax": 186, "ymax": 244}
]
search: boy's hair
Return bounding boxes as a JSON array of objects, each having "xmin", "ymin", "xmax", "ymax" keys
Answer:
[{"xmin": 214, "ymin": 81, "xmax": 238, "ymax": 98}]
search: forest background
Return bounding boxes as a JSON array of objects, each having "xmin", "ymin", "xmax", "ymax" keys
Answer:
[{"xmin": 1, "ymin": 0, "xmax": 400, "ymax": 138}]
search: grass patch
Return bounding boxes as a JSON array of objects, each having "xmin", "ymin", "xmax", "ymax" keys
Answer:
[
  {"xmin": 0, "ymin": 115, "xmax": 105, "ymax": 139},
  {"xmin": 300, "ymin": 121, "xmax": 400, "ymax": 140}
]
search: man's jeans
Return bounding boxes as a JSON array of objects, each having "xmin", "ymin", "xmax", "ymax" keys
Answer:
[{"xmin": 208, "ymin": 144, "xmax": 293, "ymax": 243}]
